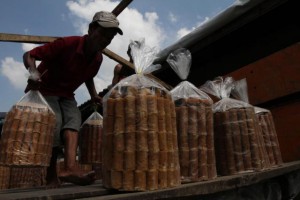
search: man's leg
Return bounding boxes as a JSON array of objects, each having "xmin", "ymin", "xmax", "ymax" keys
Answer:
[
  {"xmin": 58, "ymin": 129, "xmax": 96, "ymax": 185},
  {"xmin": 46, "ymin": 147, "xmax": 61, "ymax": 188},
  {"xmin": 63, "ymin": 129, "xmax": 79, "ymax": 171},
  {"xmin": 58, "ymin": 98, "xmax": 95, "ymax": 185},
  {"xmin": 43, "ymin": 96, "xmax": 63, "ymax": 188}
]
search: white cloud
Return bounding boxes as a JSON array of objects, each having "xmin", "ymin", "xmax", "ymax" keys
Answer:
[
  {"xmin": 176, "ymin": 16, "xmax": 210, "ymax": 39},
  {"xmin": 1, "ymin": 57, "xmax": 28, "ymax": 89},
  {"xmin": 168, "ymin": 12, "xmax": 177, "ymax": 23},
  {"xmin": 0, "ymin": 43, "xmax": 41, "ymax": 92},
  {"xmin": 22, "ymin": 43, "xmax": 40, "ymax": 52},
  {"xmin": 234, "ymin": 0, "xmax": 250, "ymax": 5},
  {"xmin": 177, "ymin": 27, "xmax": 193, "ymax": 40}
]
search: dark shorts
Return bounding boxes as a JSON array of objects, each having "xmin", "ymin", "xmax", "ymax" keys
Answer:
[{"xmin": 44, "ymin": 96, "xmax": 81, "ymax": 147}]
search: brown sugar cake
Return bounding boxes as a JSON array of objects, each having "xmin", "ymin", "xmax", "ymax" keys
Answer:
[
  {"xmin": 79, "ymin": 111, "xmax": 103, "ymax": 164},
  {"xmin": 171, "ymin": 81, "xmax": 217, "ymax": 183},
  {"xmin": 102, "ymin": 82, "xmax": 180, "ymax": 191},
  {"xmin": 0, "ymin": 94, "xmax": 55, "ymax": 167},
  {"xmin": 255, "ymin": 107, "xmax": 283, "ymax": 167},
  {"xmin": 213, "ymin": 103, "xmax": 264, "ymax": 175}
]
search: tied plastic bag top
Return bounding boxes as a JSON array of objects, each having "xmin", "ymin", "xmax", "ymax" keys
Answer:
[
  {"xmin": 200, "ymin": 76, "xmax": 251, "ymax": 112},
  {"xmin": 231, "ymin": 78, "xmax": 249, "ymax": 103},
  {"xmin": 103, "ymin": 39, "xmax": 165, "ymax": 99},
  {"xmin": 79, "ymin": 111, "xmax": 103, "ymax": 164},
  {"xmin": 167, "ymin": 48, "xmax": 192, "ymax": 80},
  {"xmin": 168, "ymin": 48, "xmax": 212, "ymax": 102},
  {"xmin": 200, "ymin": 76, "xmax": 234, "ymax": 100},
  {"xmin": 0, "ymin": 90, "xmax": 56, "ymax": 167},
  {"xmin": 130, "ymin": 38, "xmax": 161, "ymax": 75}
]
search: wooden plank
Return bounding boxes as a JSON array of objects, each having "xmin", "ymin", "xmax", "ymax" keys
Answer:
[
  {"xmin": 0, "ymin": 33, "xmax": 57, "ymax": 44},
  {"xmin": 0, "ymin": 161, "xmax": 300, "ymax": 200},
  {"xmin": 227, "ymin": 43, "xmax": 300, "ymax": 105},
  {"xmin": 0, "ymin": 181, "xmax": 109, "ymax": 200},
  {"xmin": 112, "ymin": 0, "xmax": 133, "ymax": 16},
  {"xmin": 89, "ymin": 161, "xmax": 300, "ymax": 200}
]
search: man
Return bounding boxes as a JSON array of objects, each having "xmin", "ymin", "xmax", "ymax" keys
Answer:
[{"xmin": 23, "ymin": 11, "xmax": 123, "ymax": 188}]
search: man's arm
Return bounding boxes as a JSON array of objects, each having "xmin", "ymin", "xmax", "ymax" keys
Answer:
[
  {"xmin": 85, "ymin": 78, "xmax": 102, "ymax": 105},
  {"xmin": 112, "ymin": 64, "xmax": 123, "ymax": 86},
  {"xmin": 23, "ymin": 51, "xmax": 41, "ymax": 90}
]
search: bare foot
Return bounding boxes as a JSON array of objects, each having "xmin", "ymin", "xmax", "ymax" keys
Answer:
[
  {"xmin": 46, "ymin": 167, "xmax": 61, "ymax": 189},
  {"xmin": 59, "ymin": 170, "xmax": 96, "ymax": 186},
  {"xmin": 46, "ymin": 176, "xmax": 61, "ymax": 189}
]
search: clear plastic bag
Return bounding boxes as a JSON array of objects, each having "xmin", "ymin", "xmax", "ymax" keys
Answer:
[
  {"xmin": 231, "ymin": 78, "xmax": 273, "ymax": 170},
  {"xmin": 200, "ymin": 76, "xmax": 234, "ymax": 103},
  {"xmin": 0, "ymin": 90, "xmax": 56, "ymax": 167},
  {"xmin": 201, "ymin": 77, "xmax": 263, "ymax": 175},
  {"xmin": 102, "ymin": 39, "xmax": 180, "ymax": 191},
  {"xmin": 79, "ymin": 111, "xmax": 103, "ymax": 164},
  {"xmin": 130, "ymin": 38, "xmax": 161, "ymax": 75},
  {"xmin": 232, "ymin": 79, "xmax": 284, "ymax": 167},
  {"xmin": 167, "ymin": 48, "xmax": 192, "ymax": 80},
  {"xmin": 168, "ymin": 48, "xmax": 216, "ymax": 182}
]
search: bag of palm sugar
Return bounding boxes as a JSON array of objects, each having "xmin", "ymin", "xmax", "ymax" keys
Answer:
[
  {"xmin": 0, "ymin": 90, "xmax": 55, "ymax": 167},
  {"xmin": 9, "ymin": 166, "xmax": 47, "ymax": 189},
  {"xmin": 79, "ymin": 111, "xmax": 103, "ymax": 165},
  {"xmin": 254, "ymin": 106, "xmax": 283, "ymax": 167},
  {"xmin": 0, "ymin": 165, "xmax": 10, "ymax": 190},
  {"xmin": 201, "ymin": 77, "xmax": 263, "ymax": 175},
  {"xmin": 168, "ymin": 48, "xmax": 216, "ymax": 183},
  {"xmin": 102, "ymin": 39, "xmax": 180, "ymax": 191},
  {"xmin": 231, "ymin": 78, "xmax": 272, "ymax": 170}
]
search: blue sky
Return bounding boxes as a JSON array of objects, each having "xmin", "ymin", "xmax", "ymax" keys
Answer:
[{"xmin": 0, "ymin": 0, "xmax": 235, "ymax": 112}]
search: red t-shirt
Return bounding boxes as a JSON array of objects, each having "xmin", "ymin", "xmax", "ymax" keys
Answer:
[{"xmin": 27, "ymin": 35, "xmax": 102, "ymax": 99}]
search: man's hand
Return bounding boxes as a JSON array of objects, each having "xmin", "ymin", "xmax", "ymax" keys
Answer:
[
  {"xmin": 27, "ymin": 78, "xmax": 41, "ymax": 91},
  {"xmin": 27, "ymin": 65, "xmax": 42, "ymax": 91},
  {"xmin": 91, "ymin": 95, "xmax": 103, "ymax": 106}
]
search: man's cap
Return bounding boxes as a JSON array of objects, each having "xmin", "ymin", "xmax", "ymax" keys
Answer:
[{"xmin": 91, "ymin": 11, "xmax": 123, "ymax": 35}]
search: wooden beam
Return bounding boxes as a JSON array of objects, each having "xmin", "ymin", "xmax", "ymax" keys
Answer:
[
  {"xmin": 0, "ymin": 33, "xmax": 57, "ymax": 44},
  {"xmin": 112, "ymin": 0, "xmax": 133, "ymax": 16},
  {"xmin": 103, "ymin": 48, "xmax": 134, "ymax": 69}
]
